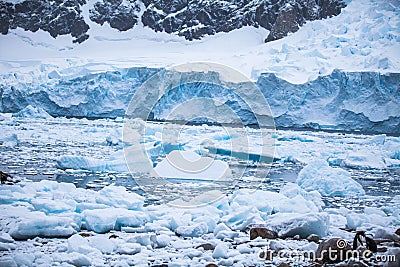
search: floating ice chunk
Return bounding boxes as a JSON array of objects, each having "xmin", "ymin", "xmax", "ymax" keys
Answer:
[
  {"xmin": 0, "ymin": 186, "xmax": 29, "ymax": 204},
  {"xmin": 169, "ymin": 190, "xmax": 228, "ymax": 208},
  {"xmin": 346, "ymin": 212, "xmax": 369, "ymax": 229},
  {"xmin": 75, "ymin": 203, "xmax": 110, "ymax": 213},
  {"xmin": 152, "ymin": 150, "xmax": 232, "ymax": 181},
  {"xmin": 0, "ymin": 233, "xmax": 14, "ymax": 243},
  {"xmin": 296, "ymin": 160, "xmax": 365, "ymax": 196},
  {"xmin": 265, "ymin": 212, "xmax": 330, "ymax": 238},
  {"xmin": 96, "ymin": 186, "xmax": 144, "ymax": 210},
  {"xmin": 0, "ymin": 257, "xmax": 16, "ymax": 267},
  {"xmin": 213, "ymin": 223, "xmax": 239, "ymax": 240},
  {"xmin": 68, "ymin": 234, "xmax": 98, "ymax": 255},
  {"xmin": 12, "ymin": 105, "xmax": 53, "ymax": 119},
  {"xmin": 369, "ymin": 134, "xmax": 386, "ymax": 145},
  {"xmin": 116, "ymin": 243, "xmax": 141, "ymax": 255},
  {"xmin": 115, "ymin": 210, "xmax": 149, "ymax": 230},
  {"xmin": 106, "ymin": 129, "xmax": 122, "ymax": 146},
  {"xmin": 84, "ymin": 206, "xmax": 148, "ymax": 233},
  {"xmin": 88, "ymin": 236, "xmax": 115, "ymax": 254},
  {"xmin": 213, "ymin": 243, "xmax": 229, "ymax": 259},
  {"xmin": 31, "ymin": 198, "xmax": 76, "ymax": 214},
  {"xmin": 106, "ymin": 147, "xmax": 153, "ymax": 173},
  {"xmin": 13, "ymin": 253, "xmax": 35, "ymax": 267},
  {"xmin": 230, "ymin": 189, "xmax": 275, "ymax": 215},
  {"xmin": 105, "ymin": 150, "xmax": 129, "ymax": 172},
  {"xmin": 0, "ymin": 242, "xmax": 16, "ymax": 251},
  {"xmin": 230, "ymin": 187, "xmax": 321, "ymax": 215},
  {"xmin": 23, "ymin": 180, "xmax": 77, "ymax": 194},
  {"xmin": 65, "ymin": 252, "xmax": 92, "ymax": 267},
  {"xmin": 57, "ymin": 156, "xmax": 107, "ymax": 172},
  {"xmin": 123, "ymin": 146, "xmax": 154, "ymax": 173},
  {"xmin": 0, "ymin": 133, "xmax": 19, "ymax": 147},
  {"xmin": 343, "ymin": 152, "xmax": 387, "ymax": 169},
  {"xmin": 175, "ymin": 221, "xmax": 209, "ymax": 237},
  {"xmin": 127, "ymin": 233, "xmax": 155, "ymax": 247},
  {"xmin": 154, "ymin": 234, "xmax": 171, "ymax": 248},
  {"xmin": 222, "ymin": 207, "xmax": 264, "ymax": 231},
  {"xmin": 280, "ymin": 183, "xmax": 324, "ymax": 211},
  {"xmin": 10, "ymin": 213, "xmax": 77, "ymax": 240},
  {"xmin": 346, "ymin": 209, "xmax": 394, "ymax": 229},
  {"xmin": 373, "ymin": 227, "xmax": 400, "ymax": 241},
  {"xmin": 83, "ymin": 208, "xmax": 118, "ymax": 233}
]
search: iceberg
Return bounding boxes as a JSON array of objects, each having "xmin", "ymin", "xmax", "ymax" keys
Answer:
[
  {"xmin": 57, "ymin": 156, "xmax": 107, "ymax": 172},
  {"xmin": 10, "ymin": 213, "xmax": 77, "ymax": 240},
  {"xmin": 265, "ymin": 212, "xmax": 330, "ymax": 238},
  {"xmin": 296, "ymin": 160, "xmax": 365, "ymax": 196},
  {"xmin": 151, "ymin": 150, "xmax": 232, "ymax": 181},
  {"xmin": 12, "ymin": 105, "xmax": 53, "ymax": 120},
  {"xmin": 0, "ymin": 133, "xmax": 19, "ymax": 147}
]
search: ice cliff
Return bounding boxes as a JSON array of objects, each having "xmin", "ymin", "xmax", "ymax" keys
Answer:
[{"xmin": 0, "ymin": 67, "xmax": 399, "ymax": 134}]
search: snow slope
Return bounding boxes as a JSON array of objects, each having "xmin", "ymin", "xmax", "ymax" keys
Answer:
[{"xmin": 0, "ymin": 0, "xmax": 398, "ymax": 83}]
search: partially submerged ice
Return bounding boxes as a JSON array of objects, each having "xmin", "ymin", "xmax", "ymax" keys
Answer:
[{"xmin": 296, "ymin": 160, "xmax": 365, "ymax": 196}]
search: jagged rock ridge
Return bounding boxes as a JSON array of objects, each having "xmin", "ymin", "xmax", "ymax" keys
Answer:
[
  {"xmin": 0, "ymin": 0, "xmax": 346, "ymax": 43},
  {"xmin": 0, "ymin": 0, "xmax": 89, "ymax": 43}
]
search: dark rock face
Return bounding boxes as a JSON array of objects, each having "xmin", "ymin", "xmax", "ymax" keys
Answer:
[
  {"xmin": 0, "ymin": 0, "xmax": 346, "ymax": 43},
  {"xmin": 89, "ymin": 0, "xmax": 141, "ymax": 31},
  {"xmin": 141, "ymin": 0, "xmax": 346, "ymax": 42},
  {"xmin": 0, "ymin": 0, "xmax": 89, "ymax": 43}
]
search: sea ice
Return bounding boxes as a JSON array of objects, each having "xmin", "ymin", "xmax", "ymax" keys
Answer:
[
  {"xmin": 152, "ymin": 150, "xmax": 232, "ymax": 181},
  {"xmin": 95, "ymin": 186, "xmax": 144, "ymax": 210},
  {"xmin": 212, "ymin": 243, "xmax": 229, "ymax": 259},
  {"xmin": 265, "ymin": 212, "xmax": 330, "ymax": 238},
  {"xmin": 57, "ymin": 155, "xmax": 107, "ymax": 172},
  {"xmin": 296, "ymin": 160, "xmax": 365, "ymax": 196},
  {"xmin": 10, "ymin": 213, "xmax": 77, "ymax": 239},
  {"xmin": 0, "ymin": 133, "xmax": 19, "ymax": 147},
  {"xmin": 12, "ymin": 105, "xmax": 53, "ymax": 120}
]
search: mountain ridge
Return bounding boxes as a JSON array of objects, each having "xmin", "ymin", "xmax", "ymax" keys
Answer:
[{"xmin": 0, "ymin": 0, "xmax": 346, "ymax": 43}]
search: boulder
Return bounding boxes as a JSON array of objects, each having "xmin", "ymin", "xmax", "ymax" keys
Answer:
[{"xmin": 250, "ymin": 227, "xmax": 278, "ymax": 240}]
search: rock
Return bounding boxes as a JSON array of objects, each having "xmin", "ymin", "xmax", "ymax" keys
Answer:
[
  {"xmin": 278, "ymin": 263, "xmax": 290, "ymax": 267},
  {"xmin": 0, "ymin": 0, "xmax": 89, "ymax": 43},
  {"xmin": 307, "ymin": 234, "xmax": 320, "ymax": 243},
  {"xmin": 395, "ymin": 228, "xmax": 400, "ymax": 236},
  {"xmin": 78, "ymin": 233, "xmax": 92, "ymax": 237},
  {"xmin": 89, "ymin": 0, "xmax": 141, "ymax": 32},
  {"xmin": 196, "ymin": 243, "xmax": 215, "ymax": 251},
  {"xmin": 293, "ymin": 235, "xmax": 301, "ymax": 240},
  {"xmin": 265, "ymin": 5, "xmax": 299, "ymax": 42},
  {"xmin": 140, "ymin": 0, "xmax": 346, "ymax": 42},
  {"xmin": 315, "ymin": 238, "xmax": 352, "ymax": 264},
  {"xmin": 250, "ymin": 228, "xmax": 278, "ymax": 240},
  {"xmin": 205, "ymin": 264, "xmax": 218, "ymax": 267},
  {"xmin": 0, "ymin": 171, "xmax": 13, "ymax": 184}
]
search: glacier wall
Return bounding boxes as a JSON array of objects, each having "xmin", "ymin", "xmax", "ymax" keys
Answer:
[
  {"xmin": 258, "ymin": 70, "xmax": 400, "ymax": 134},
  {"xmin": 0, "ymin": 68, "xmax": 399, "ymax": 134}
]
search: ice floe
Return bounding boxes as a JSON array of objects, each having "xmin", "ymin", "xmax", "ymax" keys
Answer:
[{"xmin": 296, "ymin": 160, "xmax": 365, "ymax": 196}]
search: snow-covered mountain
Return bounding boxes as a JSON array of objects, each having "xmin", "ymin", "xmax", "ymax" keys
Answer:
[{"xmin": 1, "ymin": 0, "xmax": 346, "ymax": 43}]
